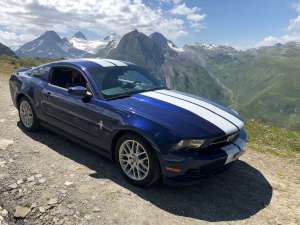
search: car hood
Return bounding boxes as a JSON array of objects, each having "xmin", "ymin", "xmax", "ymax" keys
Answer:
[{"xmin": 110, "ymin": 89, "xmax": 244, "ymax": 139}]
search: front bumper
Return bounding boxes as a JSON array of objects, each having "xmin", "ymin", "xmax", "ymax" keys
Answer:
[{"xmin": 159, "ymin": 129, "xmax": 247, "ymax": 184}]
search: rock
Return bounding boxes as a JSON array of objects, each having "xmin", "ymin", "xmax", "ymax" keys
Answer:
[
  {"xmin": 27, "ymin": 182, "xmax": 36, "ymax": 187},
  {"xmin": 1, "ymin": 209, "xmax": 8, "ymax": 217},
  {"xmin": 38, "ymin": 178, "xmax": 46, "ymax": 184},
  {"xmin": 38, "ymin": 207, "xmax": 46, "ymax": 213},
  {"xmin": 48, "ymin": 198, "xmax": 58, "ymax": 205},
  {"xmin": 35, "ymin": 174, "xmax": 42, "ymax": 178},
  {"xmin": 64, "ymin": 181, "xmax": 73, "ymax": 186},
  {"xmin": 27, "ymin": 176, "xmax": 35, "ymax": 182},
  {"xmin": 14, "ymin": 206, "xmax": 30, "ymax": 218},
  {"xmin": 30, "ymin": 202, "xmax": 37, "ymax": 208},
  {"xmin": 84, "ymin": 214, "xmax": 92, "ymax": 221},
  {"xmin": 0, "ymin": 215, "xmax": 3, "ymax": 221},
  {"xmin": 17, "ymin": 179, "xmax": 24, "ymax": 185},
  {"xmin": 0, "ymin": 119, "xmax": 5, "ymax": 123},
  {"xmin": 0, "ymin": 161, "xmax": 6, "ymax": 167},
  {"xmin": 8, "ymin": 183, "xmax": 18, "ymax": 190},
  {"xmin": 0, "ymin": 139, "xmax": 14, "ymax": 150},
  {"xmin": 92, "ymin": 207, "xmax": 101, "ymax": 212},
  {"xmin": 53, "ymin": 217, "xmax": 60, "ymax": 223}
]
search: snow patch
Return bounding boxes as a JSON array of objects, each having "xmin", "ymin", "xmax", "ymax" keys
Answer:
[
  {"xmin": 69, "ymin": 38, "xmax": 109, "ymax": 54},
  {"xmin": 189, "ymin": 43, "xmax": 219, "ymax": 50},
  {"xmin": 167, "ymin": 41, "xmax": 184, "ymax": 52}
]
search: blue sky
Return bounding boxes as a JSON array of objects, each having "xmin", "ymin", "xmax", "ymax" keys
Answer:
[
  {"xmin": 0, "ymin": 0, "xmax": 300, "ymax": 49},
  {"xmin": 173, "ymin": 0, "xmax": 297, "ymax": 47}
]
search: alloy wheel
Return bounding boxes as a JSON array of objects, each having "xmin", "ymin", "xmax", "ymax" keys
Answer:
[
  {"xmin": 118, "ymin": 140, "xmax": 150, "ymax": 181},
  {"xmin": 20, "ymin": 100, "xmax": 33, "ymax": 128}
]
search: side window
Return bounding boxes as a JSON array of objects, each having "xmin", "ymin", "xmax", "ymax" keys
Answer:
[{"xmin": 50, "ymin": 67, "xmax": 87, "ymax": 89}]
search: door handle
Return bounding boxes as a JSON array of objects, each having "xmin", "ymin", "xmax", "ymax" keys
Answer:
[{"xmin": 47, "ymin": 92, "xmax": 52, "ymax": 96}]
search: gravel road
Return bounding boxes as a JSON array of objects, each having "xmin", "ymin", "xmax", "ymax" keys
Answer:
[{"xmin": 0, "ymin": 74, "xmax": 299, "ymax": 225}]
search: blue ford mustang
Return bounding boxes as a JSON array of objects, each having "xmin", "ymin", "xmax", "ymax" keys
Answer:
[{"xmin": 9, "ymin": 58, "xmax": 247, "ymax": 187}]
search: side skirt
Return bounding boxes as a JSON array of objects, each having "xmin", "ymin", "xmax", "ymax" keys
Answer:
[{"xmin": 40, "ymin": 121, "xmax": 112, "ymax": 160}]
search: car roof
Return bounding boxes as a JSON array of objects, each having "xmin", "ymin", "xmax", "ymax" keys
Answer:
[{"xmin": 52, "ymin": 58, "xmax": 137, "ymax": 70}]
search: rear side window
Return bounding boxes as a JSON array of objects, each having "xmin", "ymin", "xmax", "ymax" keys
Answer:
[{"xmin": 49, "ymin": 67, "xmax": 87, "ymax": 89}]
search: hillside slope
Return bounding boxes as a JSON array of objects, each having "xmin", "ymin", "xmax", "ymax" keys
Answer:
[
  {"xmin": 0, "ymin": 42, "xmax": 16, "ymax": 57},
  {"xmin": 186, "ymin": 43, "xmax": 300, "ymax": 129}
]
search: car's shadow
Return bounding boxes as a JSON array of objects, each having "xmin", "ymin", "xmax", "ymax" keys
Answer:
[{"xmin": 19, "ymin": 123, "xmax": 273, "ymax": 222}]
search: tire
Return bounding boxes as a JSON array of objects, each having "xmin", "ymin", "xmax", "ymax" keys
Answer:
[
  {"xmin": 116, "ymin": 134, "xmax": 160, "ymax": 187},
  {"xmin": 18, "ymin": 96, "xmax": 40, "ymax": 132}
]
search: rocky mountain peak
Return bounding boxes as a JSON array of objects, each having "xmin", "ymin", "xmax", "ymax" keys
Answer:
[
  {"xmin": 73, "ymin": 31, "xmax": 87, "ymax": 40},
  {"xmin": 41, "ymin": 31, "xmax": 61, "ymax": 42}
]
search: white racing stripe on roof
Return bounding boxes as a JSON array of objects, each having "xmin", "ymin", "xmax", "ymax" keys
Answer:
[
  {"xmin": 141, "ymin": 91, "xmax": 238, "ymax": 134},
  {"xmin": 156, "ymin": 89, "xmax": 244, "ymax": 129},
  {"xmin": 103, "ymin": 59, "xmax": 128, "ymax": 66},
  {"xmin": 84, "ymin": 58, "xmax": 115, "ymax": 67}
]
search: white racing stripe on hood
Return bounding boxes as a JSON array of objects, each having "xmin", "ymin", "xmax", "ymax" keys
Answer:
[
  {"xmin": 103, "ymin": 59, "xmax": 128, "ymax": 66},
  {"xmin": 156, "ymin": 89, "xmax": 244, "ymax": 129},
  {"xmin": 141, "ymin": 91, "xmax": 238, "ymax": 134}
]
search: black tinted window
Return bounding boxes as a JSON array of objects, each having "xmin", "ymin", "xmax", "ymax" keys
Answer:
[{"xmin": 50, "ymin": 67, "xmax": 87, "ymax": 89}]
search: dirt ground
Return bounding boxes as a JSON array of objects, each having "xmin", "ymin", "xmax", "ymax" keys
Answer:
[{"xmin": 0, "ymin": 74, "xmax": 299, "ymax": 225}]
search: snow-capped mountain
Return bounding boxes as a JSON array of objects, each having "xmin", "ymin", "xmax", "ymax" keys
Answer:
[
  {"xmin": 16, "ymin": 31, "xmax": 89, "ymax": 58},
  {"xmin": 68, "ymin": 31, "xmax": 118, "ymax": 54},
  {"xmin": 69, "ymin": 37, "xmax": 109, "ymax": 54}
]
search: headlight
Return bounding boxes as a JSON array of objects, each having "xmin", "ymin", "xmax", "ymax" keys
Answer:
[{"xmin": 174, "ymin": 139, "xmax": 205, "ymax": 150}]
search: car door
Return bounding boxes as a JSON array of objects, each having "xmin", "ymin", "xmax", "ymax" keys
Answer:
[{"xmin": 40, "ymin": 65, "xmax": 110, "ymax": 153}]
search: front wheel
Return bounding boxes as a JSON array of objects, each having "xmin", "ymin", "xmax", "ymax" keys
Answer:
[
  {"xmin": 18, "ymin": 97, "xmax": 40, "ymax": 132},
  {"xmin": 116, "ymin": 134, "xmax": 160, "ymax": 187}
]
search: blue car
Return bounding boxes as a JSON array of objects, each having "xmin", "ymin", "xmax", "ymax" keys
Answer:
[{"xmin": 9, "ymin": 58, "xmax": 247, "ymax": 187}]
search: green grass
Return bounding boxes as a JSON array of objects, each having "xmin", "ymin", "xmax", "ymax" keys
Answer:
[
  {"xmin": 0, "ymin": 56, "xmax": 55, "ymax": 77},
  {"xmin": 246, "ymin": 119, "xmax": 300, "ymax": 158}
]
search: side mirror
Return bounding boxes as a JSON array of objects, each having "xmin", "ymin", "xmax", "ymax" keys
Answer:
[{"xmin": 68, "ymin": 86, "xmax": 87, "ymax": 97}]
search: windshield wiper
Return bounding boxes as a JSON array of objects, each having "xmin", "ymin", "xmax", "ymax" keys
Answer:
[
  {"xmin": 106, "ymin": 93, "xmax": 133, "ymax": 100},
  {"xmin": 140, "ymin": 86, "xmax": 166, "ymax": 92}
]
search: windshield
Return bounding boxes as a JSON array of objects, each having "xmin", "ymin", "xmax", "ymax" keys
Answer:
[{"xmin": 88, "ymin": 67, "xmax": 165, "ymax": 99}]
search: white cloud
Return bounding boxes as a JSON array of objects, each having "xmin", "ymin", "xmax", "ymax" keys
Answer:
[
  {"xmin": 170, "ymin": 3, "xmax": 206, "ymax": 30},
  {"xmin": 256, "ymin": 36, "xmax": 281, "ymax": 47},
  {"xmin": 0, "ymin": 0, "xmax": 200, "ymax": 47},
  {"xmin": 256, "ymin": 34, "xmax": 300, "ymax": 47},
  {"xmin": 256, "ymin": 3, "xmax": 300, "ymax": 47},
  {"xmin": 0, "ymin": 30, "xmax": 34, "ymax": 49},
  {"xmin": 288, "ymin": 2, "xmax": 300, "ymax": 31},
  {"xmin": 288, "ymin": 15, "xmax": 300, "ymax": 30}
]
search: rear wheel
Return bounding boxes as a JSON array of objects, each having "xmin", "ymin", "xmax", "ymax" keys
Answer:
[
  {"xmin": 18, "ymin": 97, "xmax": 40, "ymax": 132},
  {"xmin": 116, "ymin": 134, "xmax": 160, "ymax": 187}
]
